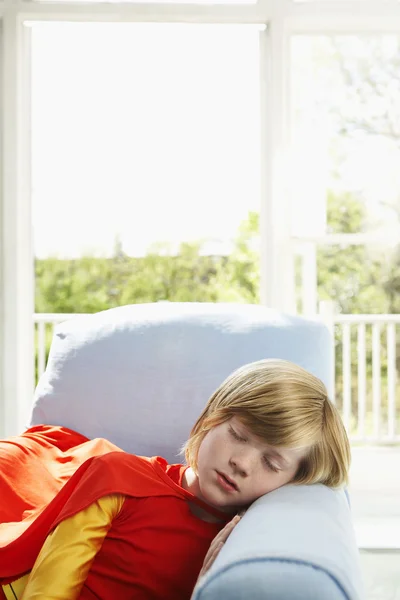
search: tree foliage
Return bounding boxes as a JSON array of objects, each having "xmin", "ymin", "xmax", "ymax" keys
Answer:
[
  {"xmin": 35, "ymin": 193, "xmax": 400, "ymax": 316},
  {"xmin": 35, "ymin": 226, "xmax": 260, "ymax": 314}
]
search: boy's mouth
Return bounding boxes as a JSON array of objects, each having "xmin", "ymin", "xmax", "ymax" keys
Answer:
[{"xmin": 216, "ymin": 471, "xmax": 239, "ymax": 492}]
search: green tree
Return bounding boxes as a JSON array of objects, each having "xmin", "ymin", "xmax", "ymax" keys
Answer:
[
  {"xmin": 207, "ymin": 211, "xmax": 260, "ymax": 303},
  {"xmin": 317, "ymin": 192, "xmax": 388, "ymax": 315}
]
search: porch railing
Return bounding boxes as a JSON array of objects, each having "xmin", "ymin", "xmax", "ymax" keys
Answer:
[
  {"xmin": 33, "ymin": 311, "xmax": 400, "ymax": 444},
  {"xmin": 332, "ymin": 313, "xmax": 400, "ymax": 444}
]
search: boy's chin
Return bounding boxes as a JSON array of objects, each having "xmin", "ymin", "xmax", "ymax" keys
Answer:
[{"xmin": 201, "ymin": 488, "xmax": 242, "ymax": 513}]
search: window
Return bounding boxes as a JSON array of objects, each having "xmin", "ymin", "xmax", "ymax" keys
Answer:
[
  {"xmin": 291, "ymin": 34, "xmax": 400, "ymax": 314},
  {"xmin": 32, "ymin": 23, "xmax": 262, "ymax": 313},
  {"xmin": 291, "ymin": 34, "xmax": 400, "ymax": 445}
]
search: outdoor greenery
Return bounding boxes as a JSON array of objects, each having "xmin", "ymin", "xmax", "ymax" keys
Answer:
[
  {"xmin": 35, "ymin": 215, "xmax": 260, "ymax": 314},
  {"xmin": 34, "ymin": 194, "xmax": 400, "ymax": 317},
  {"xmin": 34, "ymin": 194, "xmax": 400, "ymax": 436}
]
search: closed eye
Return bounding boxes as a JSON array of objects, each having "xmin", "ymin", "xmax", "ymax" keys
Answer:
[
  {"xmin": 228, "ymin": 426, "xmax": 247, "ymax": 442},
  {"xmin": 263, "ymin": 456, "xmax": 279, "ymax": 473}
]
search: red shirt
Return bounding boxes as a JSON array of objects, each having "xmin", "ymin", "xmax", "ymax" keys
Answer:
[{"xmin": 83, "ymin": 459, "xmax": 225, "ymax": 599}]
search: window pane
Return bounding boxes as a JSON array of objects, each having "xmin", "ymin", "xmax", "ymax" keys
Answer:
[
  {"xmin": 317, "ymin": 244, "xmax": 397, "ymax": 315},
  {"xmin": 296, "ymin": 238, "xmax": 400, "ymax": 315},
  {"xmin": 291, "ymin": 35, "xmax": 400, "ymax": 239},
  {"xmin": 32, "ymin": 23, "xmax": 261, "ymax": 313}
]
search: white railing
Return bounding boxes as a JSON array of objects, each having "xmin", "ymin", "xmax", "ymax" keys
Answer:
[
  {"xmin": 33, "ymin": 311, "xmax": 400, "ymax": 444},
  {"xmin": 333, "ymin": 313, "xmax": 400, "ymax": 445}
]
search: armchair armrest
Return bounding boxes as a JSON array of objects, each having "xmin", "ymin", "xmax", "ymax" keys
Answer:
[{"xmin": 193, "ymin": 484, "xmax": 364, "ymax": 600}]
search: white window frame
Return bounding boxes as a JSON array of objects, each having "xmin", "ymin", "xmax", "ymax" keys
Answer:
[
  {"xmin": 1, "ymin": 0, "xmax": 400, "ymax": 435},
  {"xmin": 1, "ymin": 9, "xmax": 33, "ymax": 437}
]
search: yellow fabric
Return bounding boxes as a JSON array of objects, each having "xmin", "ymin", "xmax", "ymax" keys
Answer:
[
  {"xmin": 4, "ymin": 493, "xmax": 125, "ymax": 600},
  {"xmin": 3, "ymin": 574, "xmax": 29, "ymax": 600}
]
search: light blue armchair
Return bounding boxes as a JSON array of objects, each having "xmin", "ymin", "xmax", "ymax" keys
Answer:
[{"xmin": 30, "ymin": 302, "xmax": 364, "ymax": 600}]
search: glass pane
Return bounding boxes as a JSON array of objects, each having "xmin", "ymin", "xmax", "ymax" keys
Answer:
[
  {"xmin": 32, "ymin": 23, "xmax": 261, "ymax": 317},
  {"xmin": 317, "ymin": 244, "xmax": 398, "ymax": 315},
  {"xmin": 291, "ymin": 35, "xmax": 400, "ymax": 239},
  {"xmin": 295, "ymin": 240, "xmax": 400, "ymax": 314}
]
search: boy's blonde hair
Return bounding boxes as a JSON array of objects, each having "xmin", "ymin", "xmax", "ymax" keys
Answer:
[{"xmin": 184, "ymin": 359, "xmax": 350, "ymax": 488}]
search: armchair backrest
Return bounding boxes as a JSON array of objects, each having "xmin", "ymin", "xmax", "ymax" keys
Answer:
[{"xmin": 31, "ymin": 302, "xmax": 332, "ymax": 462}]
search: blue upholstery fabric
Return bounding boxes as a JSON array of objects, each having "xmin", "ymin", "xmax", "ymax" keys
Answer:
[
  {"xmin": 194, "ymin": 561, "xmax": 347, "ymax": 600},
  {"xmin": 31, "ymin": 302, "xmax": 333, "ymax": 460},
  {"xmin": 192, "ymin": 484, "xmax": 363, "ymax": 600},
  {"xmin": 30, "ymin": 302, "xmax": 364, "ymax": 600}
]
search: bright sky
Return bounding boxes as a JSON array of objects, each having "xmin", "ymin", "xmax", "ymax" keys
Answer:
[
  {"xmin": 31, "ymin": 26, "xmax": 400, "ymax": 258},
  {"xmin": 31, "ymin": 23, "xmax": 261, "ymax": 258}
]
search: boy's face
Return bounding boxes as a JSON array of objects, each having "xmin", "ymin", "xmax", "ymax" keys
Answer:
[{"xmin": 192, "ymin": 417, "xmax": 309, "ymax": 513}]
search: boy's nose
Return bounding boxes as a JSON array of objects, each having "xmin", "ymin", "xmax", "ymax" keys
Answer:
[{"xmin": 229, "ymin": 450, "xmax": 257, "ymax": 477}]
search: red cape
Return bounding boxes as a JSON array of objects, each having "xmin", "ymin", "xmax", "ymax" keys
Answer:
[{"xmin": 0, "ymin": 425, "xmax": 210, "ymax": 584}]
